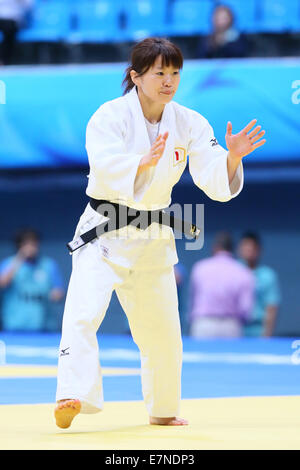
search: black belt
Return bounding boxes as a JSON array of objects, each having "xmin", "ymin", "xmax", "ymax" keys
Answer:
[{"xmin": 67, "ymin": 198, "xmax": 201, "ymax": 254}]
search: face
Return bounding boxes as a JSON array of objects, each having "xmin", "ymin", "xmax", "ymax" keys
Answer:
[
  {"xmin": 213, "ymin": 7, "xmax": 232, "ymax": 31},
  {"xmin": 19, "ymin": 239, "xmax": 39, "ymax": 260},
  {"xmin": 238, "ymin": 239, "xmax": 260, "ymax": 264},
  {"xmin": 130, "ymin": 55, "xmax": 181, "ymax": 105}
]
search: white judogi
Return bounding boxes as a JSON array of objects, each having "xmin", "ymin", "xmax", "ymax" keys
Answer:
[{"xmin": 56, "ymin": 86, "xmax": 243, "ymax": 416}]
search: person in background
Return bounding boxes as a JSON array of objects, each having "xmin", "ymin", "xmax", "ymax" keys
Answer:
[
  {"xmin": 188, "ymin": 231, "xmax": 255, "ymax": 338},
  {"xmin": 0, "ymin": 0, "xmax": 34, "ymax": 65},
  {"xmin": 238, "ymin": 232, "xmax": 280, "ymax": 337},
  {"xmin": 0, "ymin": 228, "xmax": 64, "ymax": 331},
  {"xmin": 197, "ymin": 4, "xmax": 249, "ymax": 59}
]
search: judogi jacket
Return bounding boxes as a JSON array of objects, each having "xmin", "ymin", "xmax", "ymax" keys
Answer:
[{"xmin": 75, "ymin": 86, "xmax": 243, "ymax": 269}]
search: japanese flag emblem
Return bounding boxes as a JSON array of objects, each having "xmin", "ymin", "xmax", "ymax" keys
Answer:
[{"xmin": 173, "ymin": 147, "xmax": 186, "ymax": 166}]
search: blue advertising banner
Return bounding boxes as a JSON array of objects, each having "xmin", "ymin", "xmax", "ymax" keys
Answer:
[{"xmin": 0, "ymin": 58, "xmax": 299, "ymax": 168}]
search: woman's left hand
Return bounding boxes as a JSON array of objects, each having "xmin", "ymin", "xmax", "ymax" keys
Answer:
[{"xmin": 225, "ymin": 119, "xmax": 266, "ymax": 161}]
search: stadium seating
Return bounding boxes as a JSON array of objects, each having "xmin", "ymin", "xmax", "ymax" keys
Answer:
[
  {"xmin": 120, "ymin": 0, "xmax": 168, "ymax": 41},
  {"xmin": 69, "ymin": 0, "xmax": 123, "ymax": 43},
  {"xmin": 167, "ymin": 0, "xmax": 213, "ymax": 36},
  {"xmin": 258, "ymin": 0, "xmax": 300, "ymax": 33},
  {"xmin": 17, "ymin": 1, "xmax": 72, "ymax": 42},
  {"xmin": 14, "ymin": 0, "xmax": 300, "ymax": 45}
]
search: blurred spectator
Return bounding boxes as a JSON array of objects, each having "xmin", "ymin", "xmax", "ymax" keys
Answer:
[
  {"xmin": 0, "ymin": 228, "xmax": 64, "ymax": 332},
  {"xmin": 188, "ymin": 232, "xmax": 255, "ymax": 338},
  {"xmin": 238, "ymin": 232, "xmax": 281, "ymax": 337},
  {"xmin": 197, "ymin": 4, "xmax": 249, "ymax": 59},
  {"xmin": 0, "ymin": 0, "xmax": 34, "ymax": 65}
]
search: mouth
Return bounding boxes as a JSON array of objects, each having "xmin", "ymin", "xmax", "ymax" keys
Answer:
[{"xmin": 160, "ymin": 90, "xmax": 173, "ymax": 95}]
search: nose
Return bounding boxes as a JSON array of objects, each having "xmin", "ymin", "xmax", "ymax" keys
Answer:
[{"xmin": 163, "ymin": 75, "xmax": 172, "ymax": 86}]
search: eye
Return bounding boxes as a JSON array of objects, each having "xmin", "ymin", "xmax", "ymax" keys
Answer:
[{"xmin": 156, "ymin": 71, "xmax": 179, "ymax": 76}]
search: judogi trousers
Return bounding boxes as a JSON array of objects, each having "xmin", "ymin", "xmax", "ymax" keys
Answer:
[{"xmin": 56, "ymin": 238, "xmax": 183, "ymax": 417}]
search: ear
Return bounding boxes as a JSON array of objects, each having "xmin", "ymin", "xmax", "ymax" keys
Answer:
[{"xmin": 130, "ymin": 69, "xmax": 140, "ymax": 86}]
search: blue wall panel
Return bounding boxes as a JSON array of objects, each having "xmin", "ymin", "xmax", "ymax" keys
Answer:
[{"xmin": 0, "ymin": 58, "xmax": 299, "ymax": 168}]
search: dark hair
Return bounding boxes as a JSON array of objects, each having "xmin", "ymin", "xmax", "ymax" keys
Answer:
[
  {"xmin": 240, "ymin": 231, "xmax": 261, "ymax": 247},
  {"xmin": 213, "ymin": 231, "xmax": 233, "ymax": 252},
  {"xmin": 122, "ymin": 37, "xmax": 183, "ymax": 95},
  {"xmin": 14, "ymin": 228, "xmax": 40, "ymax": 249}
]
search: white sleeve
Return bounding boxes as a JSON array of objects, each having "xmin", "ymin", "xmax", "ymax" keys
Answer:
[
  {"xmin": 188, "ymin": 114, "xmax": 243, "ymax": 202},
  {"xmin": 86, "ymin": 110, "xmax": 151, "ymax": 202}
]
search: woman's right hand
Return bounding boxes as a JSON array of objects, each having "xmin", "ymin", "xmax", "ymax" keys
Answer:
[{"xmin": 137, "ymin": 132, "xmax": 169, "ymax": 175}]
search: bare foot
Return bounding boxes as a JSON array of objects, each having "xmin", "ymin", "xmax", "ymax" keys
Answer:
[
  {"xmin": 54, "ymin": 399, "xmax": 81, "ymax": 429},
  {"xmin": 149, "ymin": 416, "xmax": 188, "ymax": 426}
]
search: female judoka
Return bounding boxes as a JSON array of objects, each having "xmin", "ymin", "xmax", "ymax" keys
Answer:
[{"xmin": 54, "ymin": 37, "xmax": 266, "ymax": 428}]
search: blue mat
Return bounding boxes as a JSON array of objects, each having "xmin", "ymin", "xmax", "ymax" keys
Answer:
[{"xmin": 0, "ymin": 333, "xmax": 299, "ymax": 405}]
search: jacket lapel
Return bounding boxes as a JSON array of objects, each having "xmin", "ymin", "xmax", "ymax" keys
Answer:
[
  {"xmin": 124, "ymin": 86, "xmax": 175, "ymax": 173},
  {"xmin": 124, "ymin": 86, "xmax": 151, "ymax": 152},
  {"xmin": 156, "ymin": 99, "xmax": 175, "ymax": 172}
]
